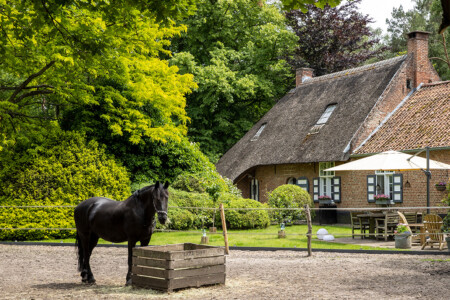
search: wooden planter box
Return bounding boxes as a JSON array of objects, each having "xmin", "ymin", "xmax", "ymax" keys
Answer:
[{"xmin": 132, "ymin": 243, "xmax": 226, "ymax": 292}]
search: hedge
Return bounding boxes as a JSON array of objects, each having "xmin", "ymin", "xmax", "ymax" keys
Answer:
[{"xmin": 0, "ymin": 131, "xmax": 131, "ymax": 241}]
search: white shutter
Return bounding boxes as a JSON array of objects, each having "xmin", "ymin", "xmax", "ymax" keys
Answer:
[
  {"xmin": 392, "ymin": 174, "xmax": 403, "ymax": 203},
  {"xmin": 331, "ymin": 176, "xmax": 341, "ymax": 203},
  {"xmin": 313, "ymin": 178, "xmax": 320, "ymax": 203},
  {"xmin": 367, "ymin": 175, "xmax": 376, "ymax": 203}
]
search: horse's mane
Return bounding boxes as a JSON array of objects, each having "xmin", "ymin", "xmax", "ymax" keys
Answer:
[{"xmin": 133, "ymin": 184, "xmax": 154, "ymax": 197}]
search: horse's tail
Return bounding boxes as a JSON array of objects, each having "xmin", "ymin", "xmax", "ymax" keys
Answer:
[{"xmin": 75, "ymin": 231, "xmax": 83, "ymax": 272}]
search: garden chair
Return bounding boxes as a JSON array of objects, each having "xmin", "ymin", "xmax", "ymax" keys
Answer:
[
  {"xmin": 397, "ymin": 211, "xmax": 422, "ymax": 245},
  {"xmin": 421, "ymin": 214, "xmax": 444, "ymax": 251},
  {"xmin": 375, "ymin": 213, "xmax": 399, "ymax": 241},
  {"xmin": 350, "ymin": 212, "xmax": 369, "ymax": 239},
  {"xmin": 403, "ymin": 212, "xmax": 418, "ymax": 232}
]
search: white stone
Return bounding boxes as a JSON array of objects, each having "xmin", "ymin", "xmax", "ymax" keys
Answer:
[
  {"xmin": 316, "ymin": 228, "xmax": 328, "ymax": 240},
  {"xmin": 323, "ymin": 234, "xmax": 335, "ymax": 241}
]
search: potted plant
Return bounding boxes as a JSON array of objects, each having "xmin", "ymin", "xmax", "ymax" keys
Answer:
[
  {"xmin": 374, "ymin": 194, "xmax": 392, "ymax": 205},
  {"xmin": 394, "ymin": 223, "xmax": 412, "ymax": 249},
  {"xmin": 318, "ymin": 195, "xmax": 333, "ymax": 205},
  {"xmin": 435, "ymin": 181, "xmax": 447, "ymax": 191}
]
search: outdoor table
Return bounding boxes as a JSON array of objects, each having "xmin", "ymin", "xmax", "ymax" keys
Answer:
[{"xmin": 357, "ymin": 212, "xmax": 386, "ymax": 239}]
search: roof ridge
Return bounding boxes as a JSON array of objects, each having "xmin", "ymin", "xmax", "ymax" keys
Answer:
[
  {"xmin": 299, "ymin": 55, "xmax": 407, "ymax": 86},
  {"xmin": 421, "ymin": 80, "xmax": 450, "ymax": 87}
]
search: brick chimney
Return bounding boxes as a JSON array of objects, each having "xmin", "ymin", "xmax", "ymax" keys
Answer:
[
  {"xmin": 407, "ymin": 31, "xmax": 433, "ymax": 88},
  {"xmin": 296, "ymin": 68, "xmax": 314, "ymax": 87}
]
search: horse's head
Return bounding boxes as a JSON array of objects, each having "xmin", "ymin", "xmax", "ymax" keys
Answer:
[{"xmin": 152, "ymin": 181, "xmax": 169, "ymax": 225}]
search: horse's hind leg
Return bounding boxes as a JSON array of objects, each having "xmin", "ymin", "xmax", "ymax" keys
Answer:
[
  {"xmin": 84, "ymin": 233, "xmax": 99, "ymax": 284},
  {"xmin": 79, "ymin": 232, "xmax": 98, "ymax": 284}
]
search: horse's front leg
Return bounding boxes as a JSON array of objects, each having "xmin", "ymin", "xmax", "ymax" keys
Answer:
[{"xmin": 126, "ymin": 240, "xmax": 137, "ymax": 286}]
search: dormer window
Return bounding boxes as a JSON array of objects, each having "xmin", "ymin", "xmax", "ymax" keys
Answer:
[
  {"xmin": 251, "ymin": 123, "xmax": 266, "ymax": 141},
  {"xmin": 316, "ymin": 104, "xmax": 337, "ymax": 125},
  {"xmin": 406, "ymin": 79, "xmax": 412, "ymax": 89}
]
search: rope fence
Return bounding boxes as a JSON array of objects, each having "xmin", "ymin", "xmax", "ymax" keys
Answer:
[
  {"xmin": 1, "ymin": 204, "xmax": 449, "ymax": 254},
  {"xmin": 1, "ymin": 205, "xmax": 449, "ymax": 210}
]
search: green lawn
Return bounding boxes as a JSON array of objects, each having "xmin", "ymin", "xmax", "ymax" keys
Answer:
[{"xmin": 28, "ymin": 225, "xmax": 394, "ymax": 251}]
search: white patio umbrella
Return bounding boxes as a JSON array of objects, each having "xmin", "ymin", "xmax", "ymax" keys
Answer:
[
  {"xmin": 326, "ymin": 150, "xmax": 450, "ymax": 172},
  {"xmin": 325, "ymin": 149, "xmax": 450, "ymax": 211}
]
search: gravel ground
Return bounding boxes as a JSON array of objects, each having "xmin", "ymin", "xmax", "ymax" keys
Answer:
[{"xmin": 1, "ymin": 244, "xmax": 449, "ymax": 299}]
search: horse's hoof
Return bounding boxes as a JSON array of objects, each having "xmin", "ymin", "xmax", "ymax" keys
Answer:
[
  {"xmin": 125, "ymin": 279, "xmax": 132, "ymax": 286},
  {"xmin": 86, "ymin": 278, "xmax": 96, "ymax": 285}
]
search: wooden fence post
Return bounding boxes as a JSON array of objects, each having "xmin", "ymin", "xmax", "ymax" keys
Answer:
[
  {"xmin": 219, "ymin": 203, "xmax": 230, "ymax": 255},
  {"xmin": 304, "ymin": 204, "xmax": 312, "ymax": 257}
]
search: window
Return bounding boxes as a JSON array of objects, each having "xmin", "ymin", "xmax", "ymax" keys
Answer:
[
  {"xmin": 375, "ymin": 171, "xmax": 394, "ymax": 198},
  {"xmin": 296, "ymin": 177, "xmax": 309, "ymax": 192},
  {"xmin": 313, "ymin": 162, "xmax": 341, "ymax": 203},
  {"xmin": 250, "ymin": 178, "xmax": 259, "ymax": 201},
  {"xmin": 251, "ymin": 123, "xmax": 266, "ymax": 141},
  {"xmin": 406, "ymin": 79, "xmax": 412, "ymax": 89},
  {"xmin": 287, "ymin": 177, "xmax": 296, "ymax": 185},
  {"xmin": 316, "ymin": 104, "xmax": 337, "ymax": 125},
  {"xmin": 367, "ymin": 173, "xmax": 403, "ymax": 203}
]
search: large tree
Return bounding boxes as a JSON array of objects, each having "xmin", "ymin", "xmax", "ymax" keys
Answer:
[
  {"xmin": 285, "ymin": 0, "xmax": 386, "ymax": 76},
  {"xmin": 385, "ymin": 0, "xmax": 450, "ymax": 80},
  {"xmin": 170, "ymin": 0, "xmax": 298, "ymax": 161},
  {"xmin": 0, "ymin": 0, "xmax": 197, "ymax": 148}
]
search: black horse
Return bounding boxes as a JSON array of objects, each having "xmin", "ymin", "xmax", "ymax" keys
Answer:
[{"xmin": 74, "ymin": 181, "xmax": 169, "ymax": 285}]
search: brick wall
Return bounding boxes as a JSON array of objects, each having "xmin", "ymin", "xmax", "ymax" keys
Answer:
[{"xmin": 236, "ymin": 149, "xmax": 450, "ymax": 221}]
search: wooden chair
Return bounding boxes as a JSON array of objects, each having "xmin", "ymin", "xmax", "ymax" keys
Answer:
[
  {"xmin": 397, "ymin": 212, "xmax": 412, "ymax": 232},
  {"xmin": 350, "ymin": 212, "xmax": 369, "ymax": 239},
  {"xmin": 421, "ymin": 214, "xmax": 444, "ymax": 251},
  {"xmin": 397, "ymin": 211, "xmax": 421, "ymax": 245},
  {"xmin": 375, "ymin": 213, "xmax": 399, "ymax": 241},
  {"xmin": 403, "ymin": 212, "xmax": 418, "ymax": 232}
]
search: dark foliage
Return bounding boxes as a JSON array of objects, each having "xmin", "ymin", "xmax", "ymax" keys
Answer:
[{"xmin": 286, "ymin": 0, "xmax": 387, "ymax": 76}]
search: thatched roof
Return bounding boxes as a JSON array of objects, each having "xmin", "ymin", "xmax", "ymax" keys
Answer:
[
  {"xmin": 355, "ymin": 81, "xmax": 450, "ymax": 154},
  {"xmin": 216, "ymin": 56, "xmax": 407, "ymax": 181}
]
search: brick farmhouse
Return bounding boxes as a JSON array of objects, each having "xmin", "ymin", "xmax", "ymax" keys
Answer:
[{"xmin": 216, "ymin": 31, "xmax": 450, "ymax": 223}]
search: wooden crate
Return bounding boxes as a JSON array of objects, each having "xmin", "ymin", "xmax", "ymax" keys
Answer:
[{"xmin": 132, "ymin": 243, "xmax": 226, "ymax": 292}]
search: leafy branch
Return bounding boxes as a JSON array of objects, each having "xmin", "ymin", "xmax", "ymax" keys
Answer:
[{"xmin": 3, "ymin": 61, "xmax": 55, "ymax": 104}]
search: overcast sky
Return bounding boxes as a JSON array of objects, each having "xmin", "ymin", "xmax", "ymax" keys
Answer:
[{"xmin": 358, "ymin": 0, "xmax": 415, "ymax": 33}]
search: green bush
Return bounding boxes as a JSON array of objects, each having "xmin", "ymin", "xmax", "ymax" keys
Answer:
[
  {"xmin": 0, "ymin": 131, "xmax": 131, "ymax": 241},
  {"xmin": 165, "ymin": 188, "xmax": 215, "ymax": 230},
  {"xmin": 220, "ymin": 198, "xmax": 270, "ymax": 230},
  {"xmin": 267, "ymin": 184, "xmax": 314, "ymax": 224},
  {"xmin": 163, "ymin": 188, "xmax": 269, "ymax": 230},
  {"xmin": 166, "ymin": 208, "xmax": 195, "ymax": 230}
]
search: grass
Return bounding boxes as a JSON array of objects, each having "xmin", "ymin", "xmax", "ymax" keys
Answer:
[{"xmin": 24, "ymin": 224, "xmax": 394, "ymax": 251}]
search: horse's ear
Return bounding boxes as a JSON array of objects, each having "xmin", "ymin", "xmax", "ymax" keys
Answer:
[
  {"xmin": 155, "ymin": 181, "xmax": 160, "ymax": 189},
  {"xmin": 164, "ymin": 181, "xmax": 169, "ymax": 189}
]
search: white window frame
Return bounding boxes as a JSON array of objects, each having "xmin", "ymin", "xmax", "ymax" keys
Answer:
[
  {"xmin": 250, "ymin": 178, "xmax": 259, "ymax": 202},
  {"xmin": 251, "ymin": 123, "xmax": 266, "ymax": 141},
  {"xmin": 319, "ymin": 162, "xmax": 335, "ymax": 196},
  {"xmin": 375, "ymin": 171, "xmax": 394, "ymax": 198},
  {"xmin": 316, "ymin": 104, "xmax": 337, "ymax": 125}
]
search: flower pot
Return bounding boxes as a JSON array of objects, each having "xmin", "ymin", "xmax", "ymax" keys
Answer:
[
  {"xmin": 278, "ymin": 230, "xmax": 286, "ymax": 238},
  {"xmin": 395, "ymin": 233, "xmax": 412, "ymax": 249},
  {"xmin": 375, "ymin": 199, "xmax": 392, "ymax": 205},
  {"xmin": 436, "ymin": 185, "xmax": 446, "ymax": 191}
]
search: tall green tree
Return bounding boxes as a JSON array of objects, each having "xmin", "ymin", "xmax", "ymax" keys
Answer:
[
  {"xmin": 385, "ymin": 0, "xmax": 450, "ymax": 80},
  {"xmin": 0, "ymin": 0, "xmax": 197, "ymax": 148},
  {"xmin": 170, "ymin": 0, "xmax": 298, "ymax": 161}
]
